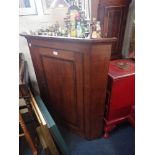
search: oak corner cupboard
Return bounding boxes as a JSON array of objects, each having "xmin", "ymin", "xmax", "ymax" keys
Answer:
[{"xmin": 21, "ymin": 34, "xmax": 116, "ymax": 139}]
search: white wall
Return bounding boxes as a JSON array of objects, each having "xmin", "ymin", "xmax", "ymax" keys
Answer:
[{"xmin": 19, "ymin": 0, "xmax": 67, "ymax": 94}]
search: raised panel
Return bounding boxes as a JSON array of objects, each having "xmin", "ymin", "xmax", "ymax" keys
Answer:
[
  {"xmin": 42, "ymin": 56, "xmax": 77, "ymax": 125},
  {"xmin": 106, "ymin": 8, "xmax": 123, "ymax": 37}
]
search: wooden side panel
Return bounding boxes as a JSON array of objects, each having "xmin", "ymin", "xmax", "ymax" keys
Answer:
[{"xmin": 85, "ymin": 44, "xmax": 112, "ymax": 139}]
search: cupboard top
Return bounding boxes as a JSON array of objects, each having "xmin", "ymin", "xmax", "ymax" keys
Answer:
[{"xmin": 20, "ymin": 34, "xmax": 116, "ymax": 44}]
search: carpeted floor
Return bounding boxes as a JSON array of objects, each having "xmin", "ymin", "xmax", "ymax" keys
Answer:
[
  {"xmin": 60, "ymin": 122, "xmax": 135, "ymax": 155},
  {"xmin": 20, "ymin": 122, "xmax": 135, "ymax": 155}
]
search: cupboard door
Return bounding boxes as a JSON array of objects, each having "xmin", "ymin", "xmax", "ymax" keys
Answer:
[
  {"xmin": 31, "ymin": 47, "xmax": 84, "ymax": 131},
  {"xmin": 102, "ymin": 6, "xmax": 128, "ymax": 58}
]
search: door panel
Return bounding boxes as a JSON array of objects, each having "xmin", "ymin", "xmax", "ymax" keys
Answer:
[
  {"xmin": 42, "ymin": 56, "xmax": 77, "ymax": 124},
  {"xmin": 31, "ymin": 47, "xmax": 84, "ymax": 130}
]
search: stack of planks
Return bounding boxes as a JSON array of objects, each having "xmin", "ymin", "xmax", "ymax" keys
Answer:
[
  {"xmin": 19, "ymin": 53, "xmax": 69, "ymax": 155},
  {"xmin": 29, "ymin": 90, "xmax": 69, "ymax": 155}
]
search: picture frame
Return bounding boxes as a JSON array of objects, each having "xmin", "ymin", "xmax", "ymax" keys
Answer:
[
  {"xmin": 19, "ymin": 0, "xmax": 37, "ymax": 16},
  {"xmin": 41, "ymin": 0, "xmax": 54, "ymax": 14},
  {"xmin": 41, "ymin": 0, "xmax": 70, "ymax": 14}
]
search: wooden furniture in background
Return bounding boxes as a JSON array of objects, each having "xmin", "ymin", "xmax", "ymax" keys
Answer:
[
  {"xmin": 19, "ymin": 55, "xmax": 38, "ymax": 155},
  {"xmin": 36, "ymin": 125, "xmax": 60, "ymax": 155},
  {"xmin": 103, "ymin": 59, "xmax": 135, "ymax": 138},
  {"xmin": 19, "ymin": 53, "xmax": 65, "ymax": 154},
  {"xmin": 19, "ymin": 112, "xmax": 38, "ymax": 155},
  {"xmin": 19, "ymin": 53, "xmax": 30, "ymax": 98},
  {"xmin": 128, "ymin": 22, "xmax": 135, "ymax": 59},
  {"xmin": 20, "ymin": 89, "xmax": 64, "ymax": 155},
  {"xmin": 21, "ymin": 34, "xmax": 116, "ymax": 139},
  {"xmin": 97, "ymin": 0, "xmax": 131, "ymax": 59},
  {"xmin": 35, "ymin": 96, "xmax": 69, "ymax": 155}
]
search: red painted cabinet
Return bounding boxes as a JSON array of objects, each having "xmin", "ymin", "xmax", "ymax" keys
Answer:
[{"xmin": 103, "ymin": 59, "xmax": 135, "ymax": 138}]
